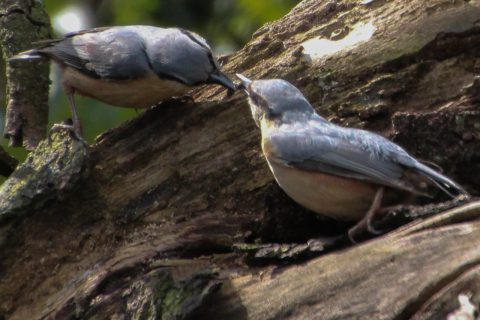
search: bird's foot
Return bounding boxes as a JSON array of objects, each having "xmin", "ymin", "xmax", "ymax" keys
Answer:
[
  {"xmin": 347, "ymin": 216, "xmax": 385, "ymax": 243},
  {"xmin": 347, "ymin": 222, "xmax": 364, "ymax": 244},
  {"xmin": 348, "ymin": 187, "xmax": 385, "ymax": 243},
  {"xmin": 366, "ymin": 220, "xmax": 383, "ymax": 235}
]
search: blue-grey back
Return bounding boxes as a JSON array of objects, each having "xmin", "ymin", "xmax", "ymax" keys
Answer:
[{"xmin": 39, "ymin": 26, "xmax": 215, "ymax": 84}]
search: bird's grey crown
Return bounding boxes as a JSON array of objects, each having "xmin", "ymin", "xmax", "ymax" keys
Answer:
[
  {"xmin": 250, "ymin": 79, "xmax": 314, "ymax": 117},
  {"xmin": 142, "ymin": 27, "xmax": 215, "ymax": 84}
]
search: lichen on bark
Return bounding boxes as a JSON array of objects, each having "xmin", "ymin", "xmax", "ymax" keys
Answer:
[{"xmin": 0, "ymin": 132, "xmax": 88, "ymax": 221}]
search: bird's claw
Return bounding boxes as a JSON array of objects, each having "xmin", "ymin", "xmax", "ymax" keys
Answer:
[
  {"xmin": 347, "ymin": 226, "xmax": 360, "ymax": 244},
  {"xmin": 347, "ymin": 217, "xmax": 383, "ymax": 243},
  {"xmin": 366, "ymin": 221, "xmax": 383, "ymax": 235}
]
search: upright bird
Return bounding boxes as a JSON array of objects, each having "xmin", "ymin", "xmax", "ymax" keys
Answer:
[
  {"xmin": 11, "ymin": 26, "xmax": 236, "ymax": 137},
  {"xmin": 236, "ymin": 74, "xmax": 468, "ymax": 240}
]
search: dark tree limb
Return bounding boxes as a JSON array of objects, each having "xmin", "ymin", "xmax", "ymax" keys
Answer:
[{"xmin": 0, "ymin": 145, "xmax": 17, "ymax": 176}]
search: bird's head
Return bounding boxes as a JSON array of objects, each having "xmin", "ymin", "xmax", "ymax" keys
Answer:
[
  {"xmin": 149, "ymin": 28, "xmax": 236, "ymax": 92},
  {"xmin": 236, "ymin": 74, "xmax": 314, "ymax": 127}
]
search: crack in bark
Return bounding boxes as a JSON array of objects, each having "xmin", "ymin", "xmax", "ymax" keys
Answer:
[
  {"xmin": 382, "ymin": 28, "xmax": 480, "ymax": 73},
  {"xmin": 0, "ymin": 6, "xmax": 48, "ymax": 27},
  {"xmin": 0, "ymin": 7, "xmax": 25, "ymax": 17},
  {"xmin": 396, "ymin": 257, "xmax": 480, "ymax": 320}
]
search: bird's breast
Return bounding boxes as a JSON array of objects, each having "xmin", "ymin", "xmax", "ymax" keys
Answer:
[
  {"xmin": 61, "ymin": 67, "xmax": 189, "ymax": 108},
  {"xmin": 264, "ymin": 155, "xmax": 378, "ymax": 221}
]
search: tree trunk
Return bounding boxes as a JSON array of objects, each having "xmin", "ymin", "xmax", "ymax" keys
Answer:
[
  {"xmin": 0, "ymin": 0, "xmax": 52, "ymax": 149},
  {"xmin": 1, "ymin": 0, "xmax": 480, "ymax": 319}
]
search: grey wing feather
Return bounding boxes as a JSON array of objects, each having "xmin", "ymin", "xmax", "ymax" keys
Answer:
[
  {"xmin": 38, "ymin": 27, "xmax": 151, "ymax": 80},
  {"xmin": 32, "ymin": 27, "xmax": 111, "ymax": 47},
  {"xmin": 269, "ymin": 120, "xmax": 425, "ymax": 194}
]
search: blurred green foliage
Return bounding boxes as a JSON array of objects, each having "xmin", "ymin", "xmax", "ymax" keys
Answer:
[
  {"xmin": 1, "ymin": 0, "xmax": 299, "ymax": 166},
  {"xmin": 44, "ymin": 0, "xmax": 298, "ymax": 51}
]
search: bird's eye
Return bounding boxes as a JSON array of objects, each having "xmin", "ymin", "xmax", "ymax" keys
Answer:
[
  {"xmin": 251, "ymin": 94, "xmax": 260, "ymax": 105},
  {"xmin": 250, "ymin": 92, "xmax": 265, "ymax": 106}
]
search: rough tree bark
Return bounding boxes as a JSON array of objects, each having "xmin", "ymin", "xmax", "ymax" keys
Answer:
[
  {"xmin": 1, "ymin": 0, "xmax": 480, "ymax": 319},
  {"xmin": 0, "ymin": 0, "xmax": 51, "ymax": 149}
]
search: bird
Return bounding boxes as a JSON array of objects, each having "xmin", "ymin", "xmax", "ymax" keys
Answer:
[
  {"xmin": 10, "ymin": 26, "xmax": 236, "ymax": 138},
  {"xmin": 236, "ymin": 74, "xmax": 468, "ymax": 241}
]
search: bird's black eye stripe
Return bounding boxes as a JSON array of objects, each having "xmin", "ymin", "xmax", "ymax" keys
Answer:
[
  {"xmin": 250, "ymin": 92, "xmax": 271, "ymax": 112},
  {"xmin": 140, "ymin": 41, "xmax": 155, "ymax": 71},
  {"xmin": 178, "ymin": 28, "xmax": 218, "ymax": 71},
  {"xmin": 178, "ymin": 28, "xmax": 210, "ymax": 50},
  {"xmin": 206, "ymin": 52, "xmax": 218, "ymax": 71},
  {"xmin": 250, "ymin": 91, "xmax": 281, "ymax": 120},
  {"xmin": 250, "ymin": 92, "xmax": 261, "ymax": 105}
]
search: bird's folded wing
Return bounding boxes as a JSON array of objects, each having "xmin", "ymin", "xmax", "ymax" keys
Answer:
[
  {"xmin": 268, "ymin": 123, "xmax": 423, "ymax": 194},
  {"xmin": 39, "ymin": 27, "xmax": 151, "ymax": 80}
]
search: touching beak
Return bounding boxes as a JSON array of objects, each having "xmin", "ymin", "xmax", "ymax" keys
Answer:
[
  {"xmin": 235, "ymin": 74, "xmax": 252, "ymax": 94},
  {"xmin": 208, "ymin": 71, "xmax": 236, "ymax": 92}
]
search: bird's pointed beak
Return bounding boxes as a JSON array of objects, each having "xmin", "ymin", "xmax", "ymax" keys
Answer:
[
  {"xmin": 235, "ymin": 74, "xmax": 252, "ymax": 93},
  {"xmin": 208, "ymin": 71, "xmax": 236, "ymax": 93}
]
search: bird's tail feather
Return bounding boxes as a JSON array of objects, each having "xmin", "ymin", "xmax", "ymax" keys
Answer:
[
  {"xmin": 9, "ymin": 49, "xmax": 43, "ymax": 61},
  {"xmin": 415, "ymin": 163, "xmax": 468, "ymax": 198}
]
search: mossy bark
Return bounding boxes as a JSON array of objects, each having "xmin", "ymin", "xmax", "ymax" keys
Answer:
[{"xmin": 1, "ymin": 0, "xmax": 480, "ymax": 319}]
